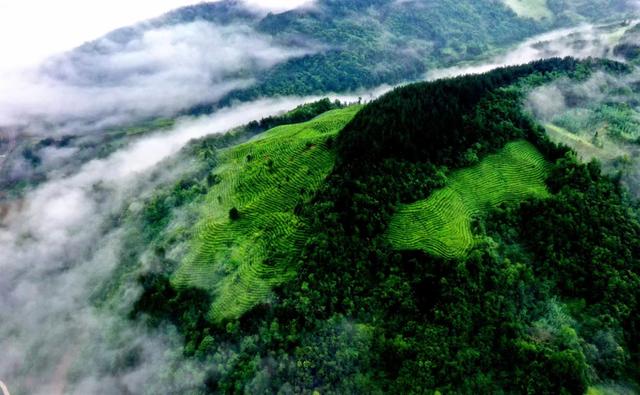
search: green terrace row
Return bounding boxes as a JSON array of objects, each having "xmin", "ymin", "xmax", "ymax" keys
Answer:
[{"xmin": 387, "ymin": 140, "xmax": 551, "ymax": 259}]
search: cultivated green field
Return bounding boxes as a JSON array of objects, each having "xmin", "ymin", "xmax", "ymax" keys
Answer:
[
  {"xmin": 172, "ymin": 106, "xmax": 361, "ymax": 321},
  {"xmin": 586, "ymin": 385, "xmax": 635, "ymax": 395},
  {"xmin": 387, "ymin": 140, "xmax": 551, "ymax": 259},
  {"xmin": 502, "ymin": 0, "xmax": 552, "ymax": 20}
]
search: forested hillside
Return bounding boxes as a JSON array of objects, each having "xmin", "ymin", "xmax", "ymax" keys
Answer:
[
  {"xmin": 124, "ymin": 57, "xmax": 640, "ymax": 393},
  {"xmin": 70, "ymin": 0, "xmax": 636, "ymax": 113},
  {"xmin": 195, "ymin": 0, "xmax": 634, "ymax": 108}
]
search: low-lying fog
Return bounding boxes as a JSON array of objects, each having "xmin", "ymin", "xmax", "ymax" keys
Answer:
[{"xmin": 428, "ymin": 20, "xmax": 636, "ymax": 80}]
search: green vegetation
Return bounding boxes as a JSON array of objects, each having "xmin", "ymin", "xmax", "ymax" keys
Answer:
[
  {"xmin": 388, "ymin": 140, "xmax": 550, "ymax": 258},
  {"xmin": 531, "ymin": 66, "xmax": 640, "ymax": 195},
  {"xmin": 587, "ymin": 385, "xmax": 636, "ymax": 395},
  {"xmin": 198, "ymin": 0, "xmax": 633, "ymax": 112},
  {"xmin": 552, "ymin": 103, "xmax": 640, "ymax": 144},
  {"xmin": 108, "ymin": 117, "xmax": 175, "ymax": 137},
  {"xmin": 218, "ymin": 0, "xmax": 537, "ymax": 106},
  {"xmin": 8, "ymin": 2, "xmax": 640, "ymax": 391},
  {"xmin": 544, "ymin": 123, "xmax": 627, "ymax": 162},
  {"xmin": 614, "ymin": 23, "xmax": 640, "ymax": 63},
  {"xmin": 547, "ymin": 0, "xmax": 631, "ymax": 22},
  {"xmin": 503, "ymin": 0, "xmax": 552, "ymax": 20},
  {"xmin": 171, "ymin": 106, "xmax": 361, "ymax": 321},
  {"xmin": 132, "ymin": 59, "xmax": 640, "ymax": 394},
  {"xmin": 100, "ymin": 99, "xmax": 348, "ymax": 303}
]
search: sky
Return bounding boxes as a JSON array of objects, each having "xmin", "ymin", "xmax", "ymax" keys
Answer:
[{"xmin": 0, "ymin": 0, "xmax": 314, "ymax": 71}]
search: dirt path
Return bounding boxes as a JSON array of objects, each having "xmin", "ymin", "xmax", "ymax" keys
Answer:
[
  {"xmin": 0, "ymin": 133, "xmax": 17, "ymax": 173},
  {"xmin": 49, "ymin": 350, "xmax": 76, "ymax": 395},
  {"xmin": 0, "ymin": 380, "xmax": 10, "ymax": 395}
]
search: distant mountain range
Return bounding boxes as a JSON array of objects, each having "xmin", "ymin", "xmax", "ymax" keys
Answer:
[{"xmin": 58, "ymin": 0, "xmax": 638, "ymax": 113}]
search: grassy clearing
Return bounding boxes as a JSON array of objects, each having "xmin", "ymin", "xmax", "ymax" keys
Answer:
[
  {"xmin": 544, "ymin": 123, "xmax": 627, "ymax": 163},
  {"xmin": 502, "ymin": 0, "xmax": 552, "ymax": 21},
  {"xmin": 551, "ymin": 103, "xmax": 640, "ymax": 143},
  {"xmin": 172, "ymin": 106, "xmax": 361, "ymax": 321},
  {"xmin": 387, "ymin": 140, "xmax": 551, "ymax": 259}
]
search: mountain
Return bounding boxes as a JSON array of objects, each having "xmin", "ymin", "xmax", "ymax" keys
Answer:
[
  {"xmin": 3, "ymin": 2, "xmax": 640, "ymax": 394},
  {"xmin": 124, "ymin": 57, "xmax": 640, "ymax": 394},
  {"xmin": 41, "ymin": 0, "xmax": 638, "ymax": 116}
]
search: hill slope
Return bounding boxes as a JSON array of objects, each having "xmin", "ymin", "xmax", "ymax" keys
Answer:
[
  {"xmin": 130, "ymin": 58, "xmax": 640, "ymax": 394},
  {"xmin": 172, "ymin": 106, "xmax": 361, "ymax": 321}
]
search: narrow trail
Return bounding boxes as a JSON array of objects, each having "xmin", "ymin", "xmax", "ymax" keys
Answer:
[{"xmin": 0, "ymin": 380, "xmax": 10, "ymax": 395}]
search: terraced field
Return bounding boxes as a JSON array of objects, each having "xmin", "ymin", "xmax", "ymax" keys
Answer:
[
  {"xmin": 387, "ymin": 140, "xmax": 551, "ymax": 259},
  {"xmin": 172, "ymin": 106, "xmax": 361, "ymax": 321}
]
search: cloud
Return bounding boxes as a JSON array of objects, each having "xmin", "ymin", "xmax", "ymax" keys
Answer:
[
  {"xmin": 0, "ymin": 1, "xmax": 206, "ymax": 71},
  {"xmin": 242, "ymin": 0, "xmax": 316, "ymax": 12},
  {"xmin": 525, "ymin": 69, "xmax": 640, "ymax": 196},
  {"xmin": 0, "ymin": 1, "xmax": 317, "ymax": 72},
  {"xmin": 0, "ymin": 21, "xmax": 312, "ymax": 135},
  {"xmin": 527, "ymin": 85, "xmax": 567, "ymax": 121},
  {"xmin": 426, "ymin": 22, "xmax": 632, "ymax": 80}
]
